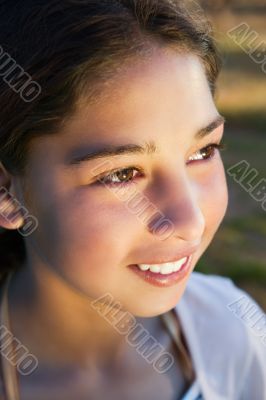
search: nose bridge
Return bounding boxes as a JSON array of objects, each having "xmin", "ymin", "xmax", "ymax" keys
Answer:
[{"xmin": 147, "ymin": 171, "xmax": 205, "ymax": 242}]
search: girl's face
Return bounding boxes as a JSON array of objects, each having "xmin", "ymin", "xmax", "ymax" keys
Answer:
[{"xmin": 19, "ymin": 49, "xmax": 228, "ymax": 317}]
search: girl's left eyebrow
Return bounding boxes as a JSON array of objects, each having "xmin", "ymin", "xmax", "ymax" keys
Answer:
[{"xmin": 66, "ymin": 114, "xmax": 225, "ymax": 167}]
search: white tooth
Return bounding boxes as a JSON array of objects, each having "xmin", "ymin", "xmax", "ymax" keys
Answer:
[
  {"xmin": 137, "ymin": 257, "xmax": 188, "ymax": 274},
  {"xmin": 173, "ymin": 257, "xmax": 187, "ymax": 271},
  {"xmin": 160, "ymin": 264, "xmax": 175, "ymax": 274},
  {"xmin": 138, "ymin": 264, "xmax": 150, "ymax": 271},
  {"xmin": 149, "ymin": 265, "xmax": 161, "ymax": 273}
]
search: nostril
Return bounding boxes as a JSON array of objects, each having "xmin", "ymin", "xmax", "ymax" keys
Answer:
[
  {"xmin": 173, "ymin": 212, "xmax": 205, "ymax": 242},
  {"xmin": 147, "ymin": 204, "xmax": 205, "ymax": 242}
]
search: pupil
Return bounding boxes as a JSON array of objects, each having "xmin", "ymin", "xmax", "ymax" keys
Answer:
[
  {"xmin": 118, "ymin": 169, "xmax": 133, "ymax": 182},
  {"xmin": 203, "ymin": 146, "xmax": 212, "ymax": 158}
]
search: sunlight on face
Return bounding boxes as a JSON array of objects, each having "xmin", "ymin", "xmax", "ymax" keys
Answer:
[{"xmin": 22, "ymin": 48, "xmax": 228, "ymax": 317}]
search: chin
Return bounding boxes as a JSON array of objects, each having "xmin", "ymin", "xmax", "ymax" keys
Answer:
[{"xmin": 129, "ymin": 291, "xmax": 186, "ymax": 318}]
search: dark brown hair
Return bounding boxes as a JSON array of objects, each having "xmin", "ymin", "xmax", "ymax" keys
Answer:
[{"xmin": 0, "ymin": 0, "xmax": 222, "ymax": 278}]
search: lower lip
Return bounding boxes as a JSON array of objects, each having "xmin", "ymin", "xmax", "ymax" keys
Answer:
[{"xmin": 128, "ymin": 256, "xmax": 192, "ymax": 288}]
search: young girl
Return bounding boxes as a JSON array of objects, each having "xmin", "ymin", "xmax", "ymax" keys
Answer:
[{"xmin": 0, "ymin": 1, "xmax": 265, "ymax": 399}]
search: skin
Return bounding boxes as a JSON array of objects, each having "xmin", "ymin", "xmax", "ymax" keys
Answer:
[{"xmin": 0, "ymin": 47, "xmax": 228, "ymax": 398}]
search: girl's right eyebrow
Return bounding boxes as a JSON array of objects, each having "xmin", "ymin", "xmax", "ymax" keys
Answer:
[
  {"xmin": 65, "ymin": 115, "xmax": 225, "ymax": 167},
  {"xmin": 66, "ymin": 141, "xmax": 158, "ymax": 166}
]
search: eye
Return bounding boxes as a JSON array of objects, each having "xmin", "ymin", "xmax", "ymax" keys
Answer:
[
  {"xmin": 96, "ymin": 166, "xmax": 144, "ymax": 186},
  {"xmin": 188, "ymin": 142, "xmax": 226, "ymax": 163}
]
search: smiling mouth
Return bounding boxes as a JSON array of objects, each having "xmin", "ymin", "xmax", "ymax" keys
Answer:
[
  {"xmin": 135, "ymin": 256, "xmax": 188, "ymax": 274},
  {"xmin": 127, "ymin": 256, "xmax": 192, "ymax": 287}
]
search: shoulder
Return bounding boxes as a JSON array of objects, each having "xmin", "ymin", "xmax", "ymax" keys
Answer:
[
  {"xmin": 183, "ymin": 271, "xmax": 264, "ymax": 321},
  {"xmin": 185, "ymin": 270, "xmax": 244, "ymax": 302},
  {"xmin": 176, "ymin": 272, "xmax": 266, "ymax": 399},
  {"xmin": 181, "ymin": 271, "xmax": 266, "ymax": 347}
]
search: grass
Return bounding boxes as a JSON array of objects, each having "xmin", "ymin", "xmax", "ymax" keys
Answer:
[
  {"xmin": 197, "ymin": 128, "xmax": 266, "ymax": 309},
  {"xmin": 196, "ymin": 214, "xmax": 266, "ymax": 309},
  {"xmin": 194, "ymin": 9, "xmax": 266, "ymax": 309}
]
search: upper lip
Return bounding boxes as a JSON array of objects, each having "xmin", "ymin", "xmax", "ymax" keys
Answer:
[{"xmin": 134, "ymin": 245, "xmax": 199, "ymax": 265}]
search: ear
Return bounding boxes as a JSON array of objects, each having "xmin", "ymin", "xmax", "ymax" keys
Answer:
[{"xmin": 0, "ymin": 161, "xmax": 25, "ymax": 230}]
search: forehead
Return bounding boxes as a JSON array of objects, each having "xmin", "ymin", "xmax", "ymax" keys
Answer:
[
  {"xmin": 25, "ymin": 49, "xmax": 220, "ymax": 177},
  {"xmin": 61, "ymin": 49, "xmax": 217, "ymax": 142}
]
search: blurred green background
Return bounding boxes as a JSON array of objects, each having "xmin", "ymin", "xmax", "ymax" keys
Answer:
[{"xmin": 196, "ymin": 0, "xmax": 266, "ymax": 310}]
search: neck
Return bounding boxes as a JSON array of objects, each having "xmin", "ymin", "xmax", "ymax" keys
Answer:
[{"xmin": 7, "ymin": 262, "xmax": 156, "ymax": 371}]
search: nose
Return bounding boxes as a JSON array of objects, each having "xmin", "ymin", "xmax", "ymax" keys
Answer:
[{"xmin": 146, "ymin": 172, "xmax": 205, "ymax": 242}]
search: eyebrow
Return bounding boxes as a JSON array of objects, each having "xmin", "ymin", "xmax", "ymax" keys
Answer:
[{"xmin": 68, "ymin": 115, "xmax": 225, "ymax": 166}]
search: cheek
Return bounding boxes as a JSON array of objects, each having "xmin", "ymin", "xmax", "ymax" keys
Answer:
[
  {"xmin": 31, "ymin": 186, "xmax": 139, "ymax": 278},
  {"xmin": 198, "ymin": 161, "xmax": 228, "ymax": 231}
]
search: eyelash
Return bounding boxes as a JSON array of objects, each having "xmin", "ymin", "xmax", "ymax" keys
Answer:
[{"xmin": 95, "ymin": 142, "xmax": 226, "ymax": 186}]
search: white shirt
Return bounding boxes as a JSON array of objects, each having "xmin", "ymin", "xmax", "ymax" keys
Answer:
[
  {"xmin": 181, "ymin": 379, "xmax": 203, "ymax": 399},
  {"xmin": 175, "ymin": 272, "xmax": 266, "ymax": 400}
]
